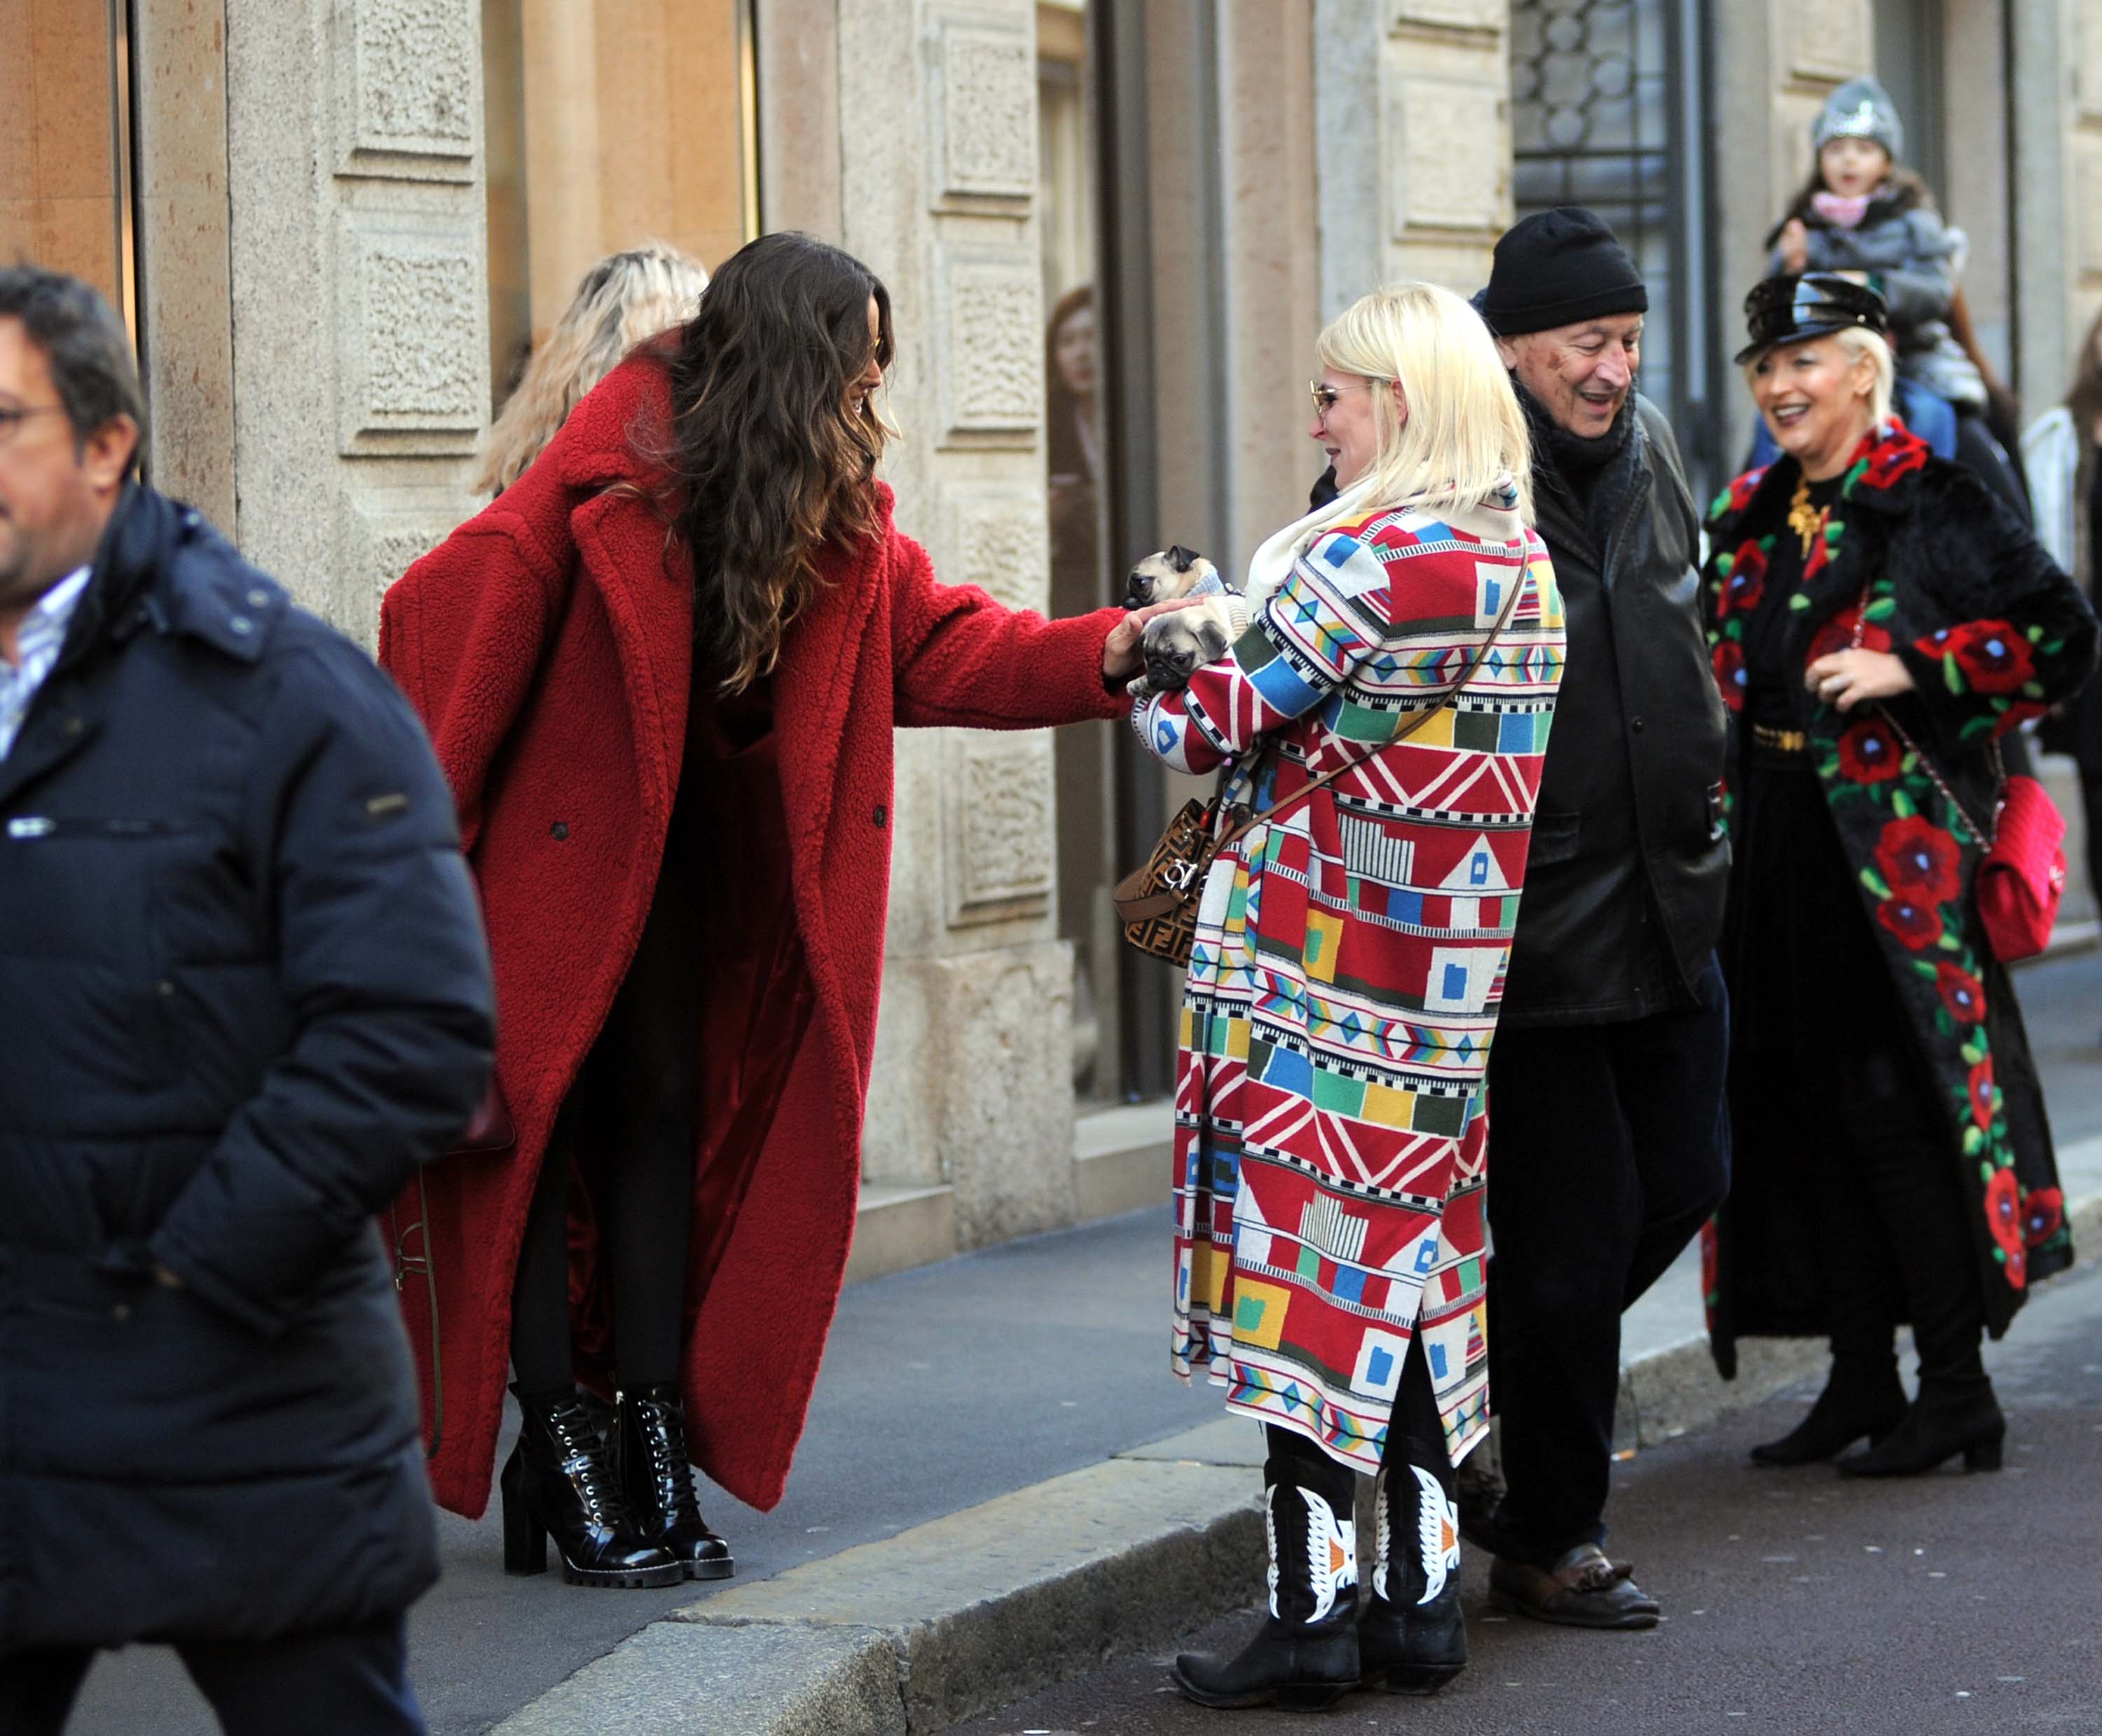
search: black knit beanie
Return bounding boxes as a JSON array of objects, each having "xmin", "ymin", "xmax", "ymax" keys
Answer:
[{"xmin": 1476, "ymin": 207, "xmax": 1648, "ymax": 338}]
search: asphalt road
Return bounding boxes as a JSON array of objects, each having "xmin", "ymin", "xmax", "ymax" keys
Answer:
[
  {"xmin": 62, "ymin": 946, "xmax": 2102, "ymax": 1733},
  {"xmin": 951, "ymin": 1236, "xmax": 2102, "ymax": 1735}
]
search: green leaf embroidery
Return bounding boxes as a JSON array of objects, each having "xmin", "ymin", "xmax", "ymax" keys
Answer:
[
  {"xmin": 1860, "ymin": 867, "xmax": 1892, "ymax": 898},
  {"xmin": 1891, "ymin": 789, "xmax": 1915, "ymax": 820},
  {"xmin": 1942, "ymin": 653, "xmax": 1963, "ymax": 695}
]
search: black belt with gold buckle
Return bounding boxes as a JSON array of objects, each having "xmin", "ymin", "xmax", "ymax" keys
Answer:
[{"xmin": 1750, "ymin": 724, "xmax": 1809, "ymax": 755}]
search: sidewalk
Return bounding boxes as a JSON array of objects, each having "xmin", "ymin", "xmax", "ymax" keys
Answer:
[{"xmin": 71, "ymin": 946, "xmax": 2102, "ymax": 1735}]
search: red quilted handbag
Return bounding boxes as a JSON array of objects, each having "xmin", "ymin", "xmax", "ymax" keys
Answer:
[{"xmin": 1974, "ymin": 773, "xmax": 2068, "ymax": 963}]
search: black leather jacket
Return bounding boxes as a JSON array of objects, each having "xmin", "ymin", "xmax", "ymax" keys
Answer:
[{"xmin": 1498, "ymin": 395, "xmax": 1730, "ymax": 1025}]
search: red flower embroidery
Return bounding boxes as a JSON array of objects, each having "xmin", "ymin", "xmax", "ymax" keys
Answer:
[
  {"xmin": 1722, "ymin": 542, "xmax": 1768, "ymax": 614},
  {"xmin": 1837, "ymin": 717, "xmax": 1903, "ymax": 784},
  {"xmin": 1855, "ymin": 427, "xmax": 1930, "ymax": 492},
  {"xmin": 1808, "ymin": 617, "xmax": 1852, "ymax": 662},
  {"xmin": 2005, "ymin": 1245, "xmax": 2027, "ymax": 1289},
  {"xmin": 1918, "ymin": 620, "xmax": 2035, "ymax": 695},
  {"xmin": 2022, "ymin": 1186, "xmax": 2064, "ymax": 1248},
  {"xmin": 1968, "ymin": 1057, "xmax": 1998, "ymax": 1131},
  {"xmin": 1933, "ymin": 961, "xmax": 1986, "ymax": 1025},
  {"xmin": 1984, "ymin": 1166, "xmax": 2021, "ymax": 1256},
  {"xmin": 1874, "ymin": 815, "xmax": 1962, "ymax": 907},
  {"xmin": 1712, "ymin": 640, "xmax": 1746, "ymax": 711},
  {"xmin": 1720, "ymin": 467, "xmax": 1768, "ymax": 516},
  {"xmin": 1876, "ymin": 895, "xmax": 1943, "ymax": 949}
]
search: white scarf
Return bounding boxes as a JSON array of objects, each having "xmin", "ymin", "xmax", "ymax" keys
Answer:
[{"xmin": 1241, "ymin": 476, "xmax": 1380, "ymax": 606}]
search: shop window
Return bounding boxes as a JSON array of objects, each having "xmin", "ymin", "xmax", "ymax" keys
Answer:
[
  {"xmin": 481, "ymin": 0, "xmax": 757, "ymax": 409},
  {"xmin": 0, "ymin": 0, "xmax": 138, "ymax": 338}
]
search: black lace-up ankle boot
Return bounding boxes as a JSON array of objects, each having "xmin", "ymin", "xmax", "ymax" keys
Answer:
[
  {"xmin": 501, "ymin": 1387, "xmax": 683, "ymax": 1587},
  {"xmin": 1357, "ymin": 1463, "xmax": 1467, "ymax": 1695},
  {"xmin": 614, "ymin": 1383, "xmax": 734, "ymax": 1580},
  {"xmin": 1172, "ymin": 1471, "xmax": 1359, "ymax": 1711}
]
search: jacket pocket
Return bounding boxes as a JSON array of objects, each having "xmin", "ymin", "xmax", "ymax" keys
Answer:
[{"xmin": 1526, "ymin": 811, "xmax": 1581, "ymax": 869}]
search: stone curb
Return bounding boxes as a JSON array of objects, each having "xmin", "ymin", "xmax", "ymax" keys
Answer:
[{"xmin": 497, "ymin": 1178, "xmax": 2102, "ymax": 1735}]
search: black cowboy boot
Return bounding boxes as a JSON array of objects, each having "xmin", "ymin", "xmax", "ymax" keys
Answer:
[
  {"xmin": 1751, "ymin": 1353, "xmax": 1909, "ymax": 1466},
  {"xmin": 501, "ymin": 1387, "xmax": 683, "ymax": 1587},
  {"xmin": 1172, "ymin": 1471, "xmax": 1359, "ymax": 1711},
  {"xmin": 613, "ymin": 1383, "xmax": 734, "ymax": 1580},
  {"xmin": 1357, "ymin": 1464, "xmax": 1466, "ymax": 1696}
]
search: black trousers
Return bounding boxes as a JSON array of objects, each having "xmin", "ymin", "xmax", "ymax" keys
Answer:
[
  {"xmin": 0, "ymin": 1616, "xmax": 421, "ymax": 1736},
  {"xmin": 1481, "ymin": 957, "xmax": 1731, "ymax": 1568},
  {"xmin": 509, "ymin": 809, "xmax": 704, "ymax": 1401}
]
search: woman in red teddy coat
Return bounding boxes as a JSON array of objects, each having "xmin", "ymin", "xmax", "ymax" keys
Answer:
[{"xmin": 379, "ymin": 233, "xmax": 1176, "ymax": 1587}]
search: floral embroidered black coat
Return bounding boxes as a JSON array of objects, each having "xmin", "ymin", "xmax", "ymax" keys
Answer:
[{"xmin": 1700, "ymin": 422, "xmax": 2098, "ymax": 1370}]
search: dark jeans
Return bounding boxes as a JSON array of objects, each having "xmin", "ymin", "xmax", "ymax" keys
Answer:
[
  {"xmin": 1483, "ymin": 956, "xmax": 1731, "ymax": 1568},
  {"xmin": 0, "ymin": 1616, "xmax": 422, "ymax": 1736}
]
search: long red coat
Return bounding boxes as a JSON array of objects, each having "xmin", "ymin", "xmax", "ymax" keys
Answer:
[{"xmin": 378, "ymin": 355, "xmax": 1127, "ymax": 1517}]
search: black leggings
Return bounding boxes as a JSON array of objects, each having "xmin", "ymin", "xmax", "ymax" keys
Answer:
[{"xmin": 510, "ymin": 830, "xmax": 704, "ymax": 1402}]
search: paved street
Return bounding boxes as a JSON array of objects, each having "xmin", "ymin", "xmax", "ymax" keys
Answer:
[
  {"xmin": 950, "ymin": 1255, "xmax": 2102, "ymax": 1736},
  {"xmin": 64, "ymin": 946, "xmax": 2102, "ymax": 1733}
]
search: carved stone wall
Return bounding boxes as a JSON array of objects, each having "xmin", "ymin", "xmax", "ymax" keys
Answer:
[
  {"xmin": 223, "ymin": 0, "xmax": 486, "ymax": 634},
  {"xmin": 1358, "ymin": 0, "xmax": 1514, "ymax": 294},
  {"xmin": 841, "ymin": 0, "xmax": 1075, "ymax": 1246}
]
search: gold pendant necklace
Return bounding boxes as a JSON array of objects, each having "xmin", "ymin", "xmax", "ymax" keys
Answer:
[{"xmin": 1787, "ymin": 477, "xmax": 1829, "ymax": 560}]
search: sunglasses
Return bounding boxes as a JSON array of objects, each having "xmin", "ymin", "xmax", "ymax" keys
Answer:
[{"xmin": 1308, "ymin": 379, "xmax": 1383, "ymax": 420}]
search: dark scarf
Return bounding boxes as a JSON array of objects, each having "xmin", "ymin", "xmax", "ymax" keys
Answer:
[{"xmin": 1515, "ymin": 378, "xmax": 1636, "ymax": 547}]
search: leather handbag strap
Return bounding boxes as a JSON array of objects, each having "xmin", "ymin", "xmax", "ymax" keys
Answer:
[{"xmin": 1208, "ymin": 564, "xmax": 1532, "ymax": 861}]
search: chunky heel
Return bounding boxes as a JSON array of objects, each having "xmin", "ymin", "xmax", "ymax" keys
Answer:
[
  {"xmin": 501, "ymin": 1475, "xmax": 547, "ymax": 1576},
  {"xmin": 1964, "ymin": 1438, "xmax": 2003, "ymax": 1472}
]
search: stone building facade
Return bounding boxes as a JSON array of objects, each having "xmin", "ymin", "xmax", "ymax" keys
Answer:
[{"xmin": 9, "ymin": 0, "xmax": 2099, "ymax": 1278}]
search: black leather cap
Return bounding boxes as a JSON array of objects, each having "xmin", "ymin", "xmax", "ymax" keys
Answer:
[{"xmin": 1735, "ymin": 272, "xmax": 1889, "ymax": 364}]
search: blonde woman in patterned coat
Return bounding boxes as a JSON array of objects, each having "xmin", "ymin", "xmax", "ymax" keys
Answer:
[{"xmin": 1142, "ymin": 282, "xmax": 1565, "ymax": 1711}]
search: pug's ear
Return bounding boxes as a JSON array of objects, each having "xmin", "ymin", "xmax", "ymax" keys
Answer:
[{"xmin": 1166, "ymin": 544, "xmax": 1197, "ymax": 572}]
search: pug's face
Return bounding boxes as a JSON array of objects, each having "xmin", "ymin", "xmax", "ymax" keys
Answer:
[
  {"xmin": 1141, "ymin": 602, "xmax": 1234, "ymax": 691},
  {"xmin": 1122, "ymin": 544, "xmax": 1220, "ymax": 609}
]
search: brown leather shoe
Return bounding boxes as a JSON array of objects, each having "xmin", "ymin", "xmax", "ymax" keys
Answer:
[{"xmin": 1488, "ymin": 1545, "xmax": 1660, "ymax": 1630}]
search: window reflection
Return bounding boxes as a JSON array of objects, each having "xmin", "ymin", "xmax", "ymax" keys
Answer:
[{"xmin": 481, "ymin": 0, "xmax": 756, "ymax": 415}]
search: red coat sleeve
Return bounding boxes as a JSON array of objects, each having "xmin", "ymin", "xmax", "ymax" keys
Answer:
[
  {"xmin": 378, "ymin": 510, "xmax": 567, "ymax": 855},
  {"xmin": 886, "ymin": 528, "xmax": 1131, "ymax": 729}
]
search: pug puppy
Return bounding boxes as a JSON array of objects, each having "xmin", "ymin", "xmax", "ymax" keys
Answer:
[{"xmin": 1122, "ymin": 544, "xmax": 1249, "ymax": 697}]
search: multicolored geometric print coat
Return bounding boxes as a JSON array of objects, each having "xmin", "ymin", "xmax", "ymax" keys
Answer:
[
  {"xmin": 1134, "ymin": 490, "xmax": 1565, "ymax": 1475},
  {"xmin": 1701, "ymin": 420, "xmax": 2098, "ymax": 1369}
]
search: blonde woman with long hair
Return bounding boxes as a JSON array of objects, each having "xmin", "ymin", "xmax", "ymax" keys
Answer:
[
  {"xmin": 1139, "ymin": 282, "xmax": 1566, "ymax": 1711},
  {"xmin": 475, "ymin": 243, "xmax": 709, "ymax": 495}
]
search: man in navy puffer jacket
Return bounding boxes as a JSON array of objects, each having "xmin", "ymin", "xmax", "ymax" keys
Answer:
[{"xmin": 0, "ymin": 267, "xmax": 493, "ymax": 1734}]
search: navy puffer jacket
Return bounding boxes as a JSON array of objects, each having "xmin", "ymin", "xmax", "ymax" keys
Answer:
[{"xmin": 0, "ymin": 485, "xmax": 495, "ymax": 1651}]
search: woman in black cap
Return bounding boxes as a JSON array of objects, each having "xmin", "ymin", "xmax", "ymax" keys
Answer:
[{"xmin": 1701, "ymin": 273, "xmax": 2096, "ymax": 1476}]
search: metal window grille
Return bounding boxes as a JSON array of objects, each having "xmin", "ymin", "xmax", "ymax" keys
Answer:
[{"xmin": 1509, "ymin": 0, "xmax": 1725, "ymax": 495}]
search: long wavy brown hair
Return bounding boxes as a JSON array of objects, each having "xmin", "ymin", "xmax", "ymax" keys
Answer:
[{"xmin": 645, "ymin": 233, "xmax": 895, "ymax": 693}]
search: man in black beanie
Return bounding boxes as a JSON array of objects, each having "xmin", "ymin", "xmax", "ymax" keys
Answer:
[{"xmin": 1466, "ymin": 208, "xmax": 1731, "ymax": 1630}]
